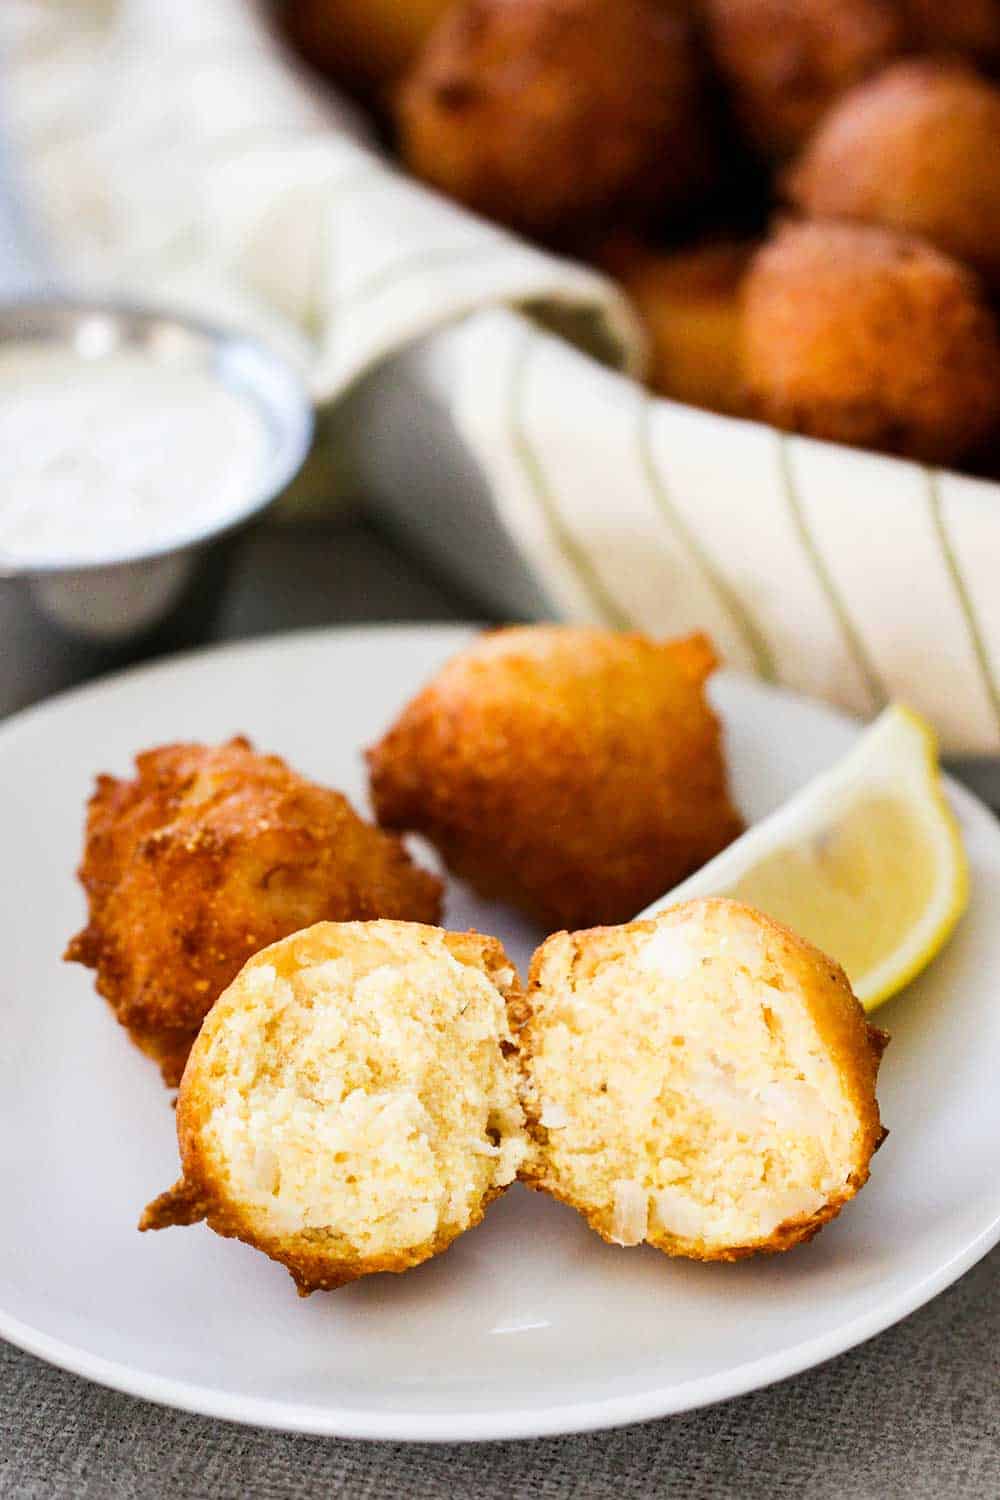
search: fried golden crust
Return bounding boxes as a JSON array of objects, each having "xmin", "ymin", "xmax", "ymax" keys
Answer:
[
  {"xmin": 785, "ymin": 61, "xmax": 1000, "ymax": 290},
  {"xmin": 395, "ymin": 0, "xmax": 714, "ymax": 243},
  {"xmin": 367, "ymin": 626, "xmax": 742, "ymax": 932},
  {"xmin": 519, "ymin": 899, "xmax": 887, "ymax": 1260},
  {"xmin": 602, "ymin": 236, "xmax": 754, "ymax": 416},
  {"xmin": 703, "ymin": 0, "xmax": 904, "ymax": 159},
  {"xmin": 741, "ymin": 219, "xmax": 1000, "ymax": 464},
  {"xmin": 140, "ymin": 922, "xmax": 527, "ymax": 1294},
  {"xmin": 65, "ymin": 739, "xmax": 443, "ymax": 1085}
]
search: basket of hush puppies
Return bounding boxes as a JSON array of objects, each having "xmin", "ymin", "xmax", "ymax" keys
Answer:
[
  {"xmin": 286, "ymin": 0, "xmax": 1000, "ymax": 466},
  {"xmin": 280, "ymin": 0, "xmax": 1000, "ymax": 752}
]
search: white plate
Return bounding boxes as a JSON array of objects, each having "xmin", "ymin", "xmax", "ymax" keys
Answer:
[{"xmin": 3, "ymin": 623, "xmax": 999, "ymax": 1443}]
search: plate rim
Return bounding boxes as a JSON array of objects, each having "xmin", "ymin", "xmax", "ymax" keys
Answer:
[
  {"xmin": 3, "ymin": 1191, "xmax": 999, "ymax": 1442},
  {"xmin": 3, "ymin": 621, "xmax": 999, "ymax": 1442}
]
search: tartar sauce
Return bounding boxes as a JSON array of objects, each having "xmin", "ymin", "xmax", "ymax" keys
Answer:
[{"xmin": 0, "ymin": 344, "xmax": 267, "ymax": 565}]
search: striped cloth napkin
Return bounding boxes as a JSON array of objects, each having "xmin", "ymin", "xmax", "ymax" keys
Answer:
[{"xmin": 4, "ymin": 0, "xmax": 1000, "ymax": 752}]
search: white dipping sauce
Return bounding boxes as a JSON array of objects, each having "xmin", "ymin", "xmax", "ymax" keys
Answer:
[{"xmin": 0, "ymin": 345, "xmax": 268, "ymax": 564}]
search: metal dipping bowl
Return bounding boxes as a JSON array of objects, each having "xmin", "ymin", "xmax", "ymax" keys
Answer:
[{"xmin": 0, "ymin": 300, "xmax": 313, "ymax": 649}]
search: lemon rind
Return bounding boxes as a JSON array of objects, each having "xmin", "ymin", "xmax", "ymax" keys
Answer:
[
  {"xmin": 854, "ymin": 708, "xmax": 968, "ymax": 1011},
  {"xmin": 642, "ymin": 704, "xmax": 969, "ymax": 1013}
]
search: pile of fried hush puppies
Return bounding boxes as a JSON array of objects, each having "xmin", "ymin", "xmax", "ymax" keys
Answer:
[
  {"xmin": 67, "ymin": 627, "xmax": 887, "ymax": 1296},
  {"xmin": 284, "ymin": 0, "xmax": 1000, "ymax": 472}
]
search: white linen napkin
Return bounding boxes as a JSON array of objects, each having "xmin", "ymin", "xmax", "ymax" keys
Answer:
[
  {"xmin": 429, "ymin": 307, "xmax": 1000, "ymax": 750},
  {"xmin": 5, "ymin": 0, "xmax": 1000, "ymax": 752},
  {"xmin": 0, "ymin": 0, "xmax": 641, "ymax": 388}
]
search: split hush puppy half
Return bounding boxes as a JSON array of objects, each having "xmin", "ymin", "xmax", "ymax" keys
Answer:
[
  {"xmin": 520, "ymin": 899, "xmax": 887, "ymax": 1259},
  {"xmin": 367, "ymin": 626, "xmax": 742, "ymax": 932},
  {"xmin": 703, "ymin": 0, "xmax": 905, "ymax": 159},
  {"xmin": 785, "ymin": 61, "xmax": 1000, "ymax": 290},
  {"xmin": 741, "ymin": 220, "xmax": 1000, "ymax": 464},
  {"xmin": 65, "ymin": 739, "xmax": 442, "ymax": 1085},
  {"xmin": 395, "ymin": 0, "xmax": 714, "ymax": 242},
  {"xmin": 141, "ymin": 921, "xmax": 528, "ymax": 1293}
]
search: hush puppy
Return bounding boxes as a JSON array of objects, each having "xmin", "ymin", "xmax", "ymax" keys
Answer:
[
  {"xmin": 141, "ymin": 922, "xmax": 529, "ymax": 1293},
  {"xmin": 367, "ymin": 626, "xmax": 742, "ymax": 932},
  {"xmin": 602, "ymin": 236, "xmax": 754, "ymax": 416},
  {"xmin": 785, "ymin": 61, "xmax": 1000, "ymax": 289},
  {"xmin": 741, "ymin": 220, "xmax": 1000, "ymax": 464},
  {"xmin": 66, "ymin": 739, "xmax": 443, "ymax": 1085},
  {"xmin": 395, "ymin": 0, "xmax": 714, "ymax": 243},
  {"xmin": 703, "ymin": 0, "xmax": 904, "ymax": 159},
  {"xmin": 520, "ymin": 899, "xmax": 887, "ymax": 1259}
]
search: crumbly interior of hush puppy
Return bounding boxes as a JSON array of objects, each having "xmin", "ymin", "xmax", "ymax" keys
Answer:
[
  {"xmin": 524, "ymin": 905, "xmax": 873, "ymax": 1254},
  {"xmin": 202, "ymin": 938, "xmax": 528, "ymax": 1261}
]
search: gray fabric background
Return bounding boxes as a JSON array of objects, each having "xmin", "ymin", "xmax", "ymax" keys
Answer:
[
  {"xmin": 3, "ymin": 522, "xmax": 997, "ymax": 1499},
  {"xmin": 3, "ymin": 1242, "xmax": 998, "ymax": 1499}
]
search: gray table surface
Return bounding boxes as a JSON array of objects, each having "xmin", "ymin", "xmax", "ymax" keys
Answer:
[{"xmin": 2, "ymin": 519, "xmax": 998, "ymax": 1500}]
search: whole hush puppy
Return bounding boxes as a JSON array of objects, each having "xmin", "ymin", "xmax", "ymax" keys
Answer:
[
  {"xmin": 395, "ymin": 0, "xmax": 714, "ymax": 243},
  {"xmin": 741, "ymin": 220, "xmax": 1000, "ymax": 464},
  {"xmin": 785, "ymin": 61, "xmax": 1000, "ymax": 289},
  {"xmin": 703, "ymin": 0, "xmax": 904, "ymax": 159},
  {"xmin": 367, "ymin": 626, "xmax": 742, "ymax": 931},
  {"xmin": 66, "ymin": 739, "xmax": 442, "ymax": 1085}
]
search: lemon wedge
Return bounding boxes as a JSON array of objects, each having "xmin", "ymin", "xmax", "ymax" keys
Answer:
[{"xmin": 645, "ymin": 704, "xmax": 969, "ymax": 1012}]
